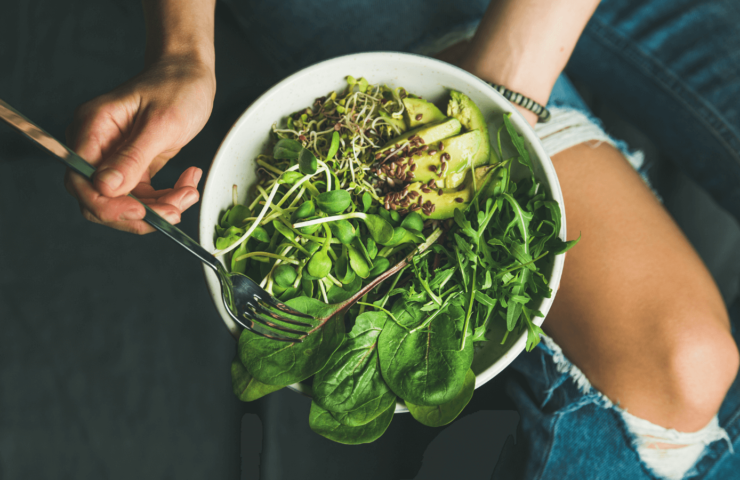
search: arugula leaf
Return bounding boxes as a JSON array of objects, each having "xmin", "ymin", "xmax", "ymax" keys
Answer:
[
  {"xmin": 454, "ymin": 234, "xmax": 477, "ymax": 263},
  {"xmin": 522, "ymin": 307, "xmax": 545, "ymax": 351},
  {"xmin": 502, "ymin": 113, "xmax": 533, "ymax": 175},
  {"xmin": 506, "ymin": 270, "xmax": 529, "ymax": 332},
  {"xmin": 548, "ymin": 233, "xmax": 582, "ymax": 255},
  {"xmin": 453, "ymin": 209, "xmax": 479, "ymax": 244},
  {"xmin": 474, "ymin": 290, "xmax": 497, "ymax": 309},
  {"xmin": 471, "ymin": 323, "xmax": 488, "ymax": 343},
  {"xmin": 502, "ymin": 194, "xmax": 533, "ymax": 254}
]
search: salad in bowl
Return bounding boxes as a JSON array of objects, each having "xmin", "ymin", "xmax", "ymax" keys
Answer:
[{"xmin": 199, "ymin": 52, "xmax": 576, "ymax": 444}]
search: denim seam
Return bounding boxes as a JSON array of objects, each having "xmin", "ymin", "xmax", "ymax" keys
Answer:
[
  {"xmin": 533, "ymin": 413, "xmax": 560, "ymax": 480},
  {"xmin": 583, "ymin": 17, "xmax": 740, "ymax": 168}
]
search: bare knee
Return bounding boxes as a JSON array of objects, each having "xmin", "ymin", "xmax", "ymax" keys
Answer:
[
  {"xmin": 664, "ymin": 320, "xmax": 739, "ymax": 430},
  {"xmin": 619, "ymin": 308, "xmax": 740, "ymax": 432},
  {"xmin": 577, "ymin": 307, "xmax": 738, "ymax": 432}
]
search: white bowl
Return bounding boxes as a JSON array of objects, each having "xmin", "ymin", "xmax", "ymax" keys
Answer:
[{"xmin": 199, "ymin": 52, "xmax": 566, "ymax": 412}]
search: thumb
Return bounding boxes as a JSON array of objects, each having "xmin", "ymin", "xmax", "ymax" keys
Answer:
[{"xmin": 93, "ymin": 113, "xmax": 177, "ymax": 197}]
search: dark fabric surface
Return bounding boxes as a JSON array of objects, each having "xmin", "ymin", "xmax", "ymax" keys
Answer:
[
  {"xmin": 3, "ymin": 1, "xmax": 740, "ymax": 480},
  {"xmin": 0, "ymin": 2, "xmax": 272, "ymax": 478}
]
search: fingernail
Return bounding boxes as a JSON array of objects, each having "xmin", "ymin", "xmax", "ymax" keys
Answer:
[
  {"xmin": 121, "ymin": 209, "xmax": 141, "ymax": 221},
  {"xmin": 97, "ymin": 169, "xmax": 124, "ymax": 191},
  {"xmin": 181, "ymin": 191, "xmax": 199, "ymax": 209},
  {"xmin": 194, "ymin": 168, "xmax": 203, "ymax": 185}
]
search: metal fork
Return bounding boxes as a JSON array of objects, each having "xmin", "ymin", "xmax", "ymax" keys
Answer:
[{"xmin": 0, "ymin": 98, "xmax": 313, "ymax": 343}]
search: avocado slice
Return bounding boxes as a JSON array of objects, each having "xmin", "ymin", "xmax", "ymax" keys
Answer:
[
  {"xmin": 378, "ymin": 118, "xmax": 461, "ymax": 154},
  {"xmin": 409, "ymin": 130, "xmax": 481, "ymax": 187},
  {"xmin": 447, "ymin": 91, "xmax": 492, "ymax": 167},
  {"xmin": 403, "ymin": 98, "xmax": 447, "ymax": 128},
  {"xmin": 402, "ymin": 165, "xmax": 503, "ymax": 220},
  {"xmin": 379, "ymin": 110, "xmax": 407, "ymax": 135}
]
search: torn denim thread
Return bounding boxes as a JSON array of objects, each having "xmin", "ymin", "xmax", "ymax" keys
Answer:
[{"xmin": 541, "ymin": 333, "xmax": 732, "ymax": 480}]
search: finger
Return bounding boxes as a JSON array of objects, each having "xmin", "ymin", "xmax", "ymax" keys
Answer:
[
  {"xmin": 129, "ymin": 183, "xmax": 172, "ymax": 201},
  {"xmin": 97, "ymin": 201, "xmax": 183, "ymax": 235},
  {"xmin": 153, "ymin": 186, "xmax": 200, "ymax": 213},
  {"xmin": 66, "ymin": 97, "xmax": 126, "ymax": 167},
  {"xmin": 173, "ymin": 166, "xmax": 203, "ymax": 190},
  {"xmin": 131, "ymin": 166, "xmax": 202, "ymax": 209},
  {"xmin": 74, "ymin": 172, "xmax": 182, "ymax": 234},
  {"xmin": 164, "ymin": 166, "xmax": 202, "ymax": 211},
  {"xmin": 68, "ymin": 170, "xmax": 146, "ymax": 224},
  {"xmin": 80, "ymin": 207, "xmax": 103, "ymax": 225},
  {"xmin": 93, "ymin": 108, "xmax": 180, "ymax": 198}
]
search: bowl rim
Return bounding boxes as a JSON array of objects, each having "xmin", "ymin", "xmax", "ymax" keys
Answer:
[{"xmin": 198, "ymin": 51, "xmax": 566, "ymax": 411}]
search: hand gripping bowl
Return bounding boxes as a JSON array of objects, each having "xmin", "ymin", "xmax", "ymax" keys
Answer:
[{"xmin": 199, "ymin": 52, "xmax": 566, "ymax": 413}]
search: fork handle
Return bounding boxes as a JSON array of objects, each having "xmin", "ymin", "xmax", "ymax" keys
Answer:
[{"xmin": 0, "ymin": 98, "xmax": 222, "ymax": 273}]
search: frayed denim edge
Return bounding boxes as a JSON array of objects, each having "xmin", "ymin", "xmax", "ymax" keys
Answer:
[
  {"xmin": 541, "ymin": 333, "xmax": 734, "ymax": 480},
  {"xmin": 533, "ymin": 106, "xmax": 662, "ymax": 201}
]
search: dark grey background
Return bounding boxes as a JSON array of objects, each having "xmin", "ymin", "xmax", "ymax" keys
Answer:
[{"xmin": 2, "ymin": 1, "xmax": 739, "ymax": 479}]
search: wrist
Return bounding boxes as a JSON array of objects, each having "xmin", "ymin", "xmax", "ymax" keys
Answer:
[
  {"xmin": 459, "ymin": 0, "xmax": 600, "ymax": 122},
  {"xmin": 142, "ymin": 0, "xmax": 216, "ymax": 73},
  {"xmin": 145, "ymin": 34, "xmax": 215, "ymax": 71},
  {"xmin": 459, "ymin": 46, "xmax": 558, "ymax": 109},
  {"xmin": 459, "ymin": 54, "xmax": 549, "ymax": 128}
]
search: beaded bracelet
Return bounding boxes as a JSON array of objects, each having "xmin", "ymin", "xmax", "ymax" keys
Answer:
[{"xmin": 488, "ymin": 83, "xmax": 551, "ymax": 123}]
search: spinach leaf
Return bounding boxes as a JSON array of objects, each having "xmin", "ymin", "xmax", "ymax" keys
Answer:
[
  {"xmin": 239, "ymin": 297, "xmax": 345, "ymax": 386},
  {"xmin": 308, "ymin": 400, "xmax": 394, "ymax": 445},
  {"xmin": 231, "ymin": 356, "xmax": 283, "ymax": 402},
  {"xmin": 378, "ymin": 300, "xmax": 473, "ymax": 406},
  {"xmin": 406, "ymin": 369, "xmax": 475, "ymax": 427},
  {"xmin": 329, "ymin": 396, "xmax": 397, "ymax": 427},
  {"xmin": 312, "ymin": 312, "xmax": 396, "ymax": 424}
]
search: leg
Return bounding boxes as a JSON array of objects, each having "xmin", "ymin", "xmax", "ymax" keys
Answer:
[
  {"xmin": 493, "ymin": 131, "xmax": 739, "ymax": 480},
  {"xmin": 546, "ymin": 140, "xmax": 738, "ymax": 432}
]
